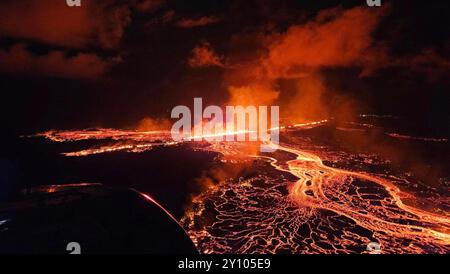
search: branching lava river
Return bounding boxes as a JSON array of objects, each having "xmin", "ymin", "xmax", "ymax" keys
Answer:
[{"xmin": 29, "ymin": 123, "xmax": 450, "ymax": 254}]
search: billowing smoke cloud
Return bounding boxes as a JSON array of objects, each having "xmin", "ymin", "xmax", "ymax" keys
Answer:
[
  {"xmin": 136, "ymin": 117, "xmax": 172, "ymax": 131},
  {"xmin": 227, "ymin": 85, "xmax": 279, "ymax": 107},
  {"xmin": 263, "ymin": 6, "xmax": 387, "ymax": 78},
  {"xmin": 209, "ymin": 4, "xmax": 449, "ymax": 123},
  {"xmin": 214, "ymin": 6, "xmax": 389, "ymax": 122}
]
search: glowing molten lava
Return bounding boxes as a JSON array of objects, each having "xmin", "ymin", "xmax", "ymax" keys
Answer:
[{"xmin": 29, "ymin": 121, "xmax": 450, "ymax": 253}]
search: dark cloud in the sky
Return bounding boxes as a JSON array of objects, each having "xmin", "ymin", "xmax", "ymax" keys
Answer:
[
  {"xmin": 0, "ymin": 44, "xmax": 116, "ymax": 78},
  {"xmin": 0, "ymin": 0, "xmax": 448, "ymax": 136},
  {"xmin": 188, "ymin": 41, "xmax": 224, "ymax": 68},
  {"xmin": 175, "ymin": 16, "xmax": 222, "ymax": 28},
  {"xmin": 0, "ymin": 0, "xmax": 131, "ymax": 49},
  {"xmin": 0, "ymin": 0, "xmax": 164, "ymax": 78}
]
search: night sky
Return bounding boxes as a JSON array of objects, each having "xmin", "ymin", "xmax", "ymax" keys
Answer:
[{"xmin": 0, "ymin": 0, "xmax": 449, "ymax": 137}]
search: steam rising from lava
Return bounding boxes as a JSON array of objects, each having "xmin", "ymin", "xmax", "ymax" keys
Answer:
[{"xmin": 218, "ymin": 6, "xmax": 389, "ymax": 124}]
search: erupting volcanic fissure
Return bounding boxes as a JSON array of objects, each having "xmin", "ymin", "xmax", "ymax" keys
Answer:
[
  {"xmin": 3, "ymin": 0, "xmax": 450, "ymax": 257},
  {"xmin": 29, "ymin": 119, "xmax": 450, "ymax": 254}
]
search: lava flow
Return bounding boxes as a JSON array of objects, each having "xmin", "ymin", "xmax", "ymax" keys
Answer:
[
  {"xmin": 181, "ymin": 139, "xmax": 449, "ymax": 254},
  {"xmin": 32, "ymin": 129, "xmax": 178, "ymax": 156},
  {"xmin": 29, "ymin": 122, "xmax": 450, "ymax": 254}
]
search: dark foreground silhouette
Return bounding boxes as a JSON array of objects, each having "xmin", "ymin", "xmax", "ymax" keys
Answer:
[{"xmin": 0, "ymin": 184, "xmax": 197, "ymax": 254}]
